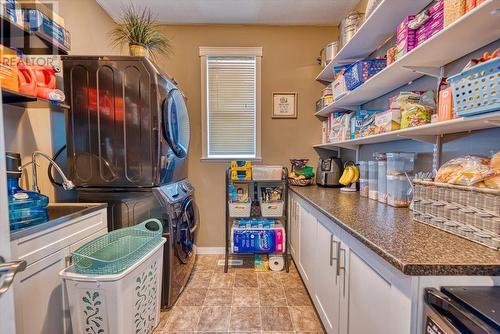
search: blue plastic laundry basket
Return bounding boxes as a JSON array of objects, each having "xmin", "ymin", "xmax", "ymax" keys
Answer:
[{"xmin": 448, "ymin": 58, "xmax": 500, "ymax": 117}]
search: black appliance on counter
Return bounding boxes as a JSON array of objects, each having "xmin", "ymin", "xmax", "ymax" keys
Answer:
[
  {"xmin": 423, "ymin": 286, "xmax": 499, "ymax": 334},
  {"xmin": 62, "ymin": 55, "xmax": 197, "ymax": 308},
  {"xmin": 316, "ymin": 157, "xmax": 343, "ymax": 187}
]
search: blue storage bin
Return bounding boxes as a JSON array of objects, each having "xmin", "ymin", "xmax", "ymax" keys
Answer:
[
  {"xmin": 344, "ymin": 58, "xmax": 387, "ymax": 91},
  {"xmin": 448, "ymin": 58, "xmax": 500, "ymax": 117}
]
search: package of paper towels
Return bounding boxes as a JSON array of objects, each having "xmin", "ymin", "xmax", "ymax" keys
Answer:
[{"xmin": 269, "ymin": 255, "xmax": 284, "ymax": 271}]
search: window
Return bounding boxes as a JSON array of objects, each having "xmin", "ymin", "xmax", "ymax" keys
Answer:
[{"xmin": 200, "ymin": 47, "xmax": 262, "ymax": 160}]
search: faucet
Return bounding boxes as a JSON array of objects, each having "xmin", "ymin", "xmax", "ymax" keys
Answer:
[{"xmin": 31, "ymin": 151, "xmax": 75, "ymax": 192}]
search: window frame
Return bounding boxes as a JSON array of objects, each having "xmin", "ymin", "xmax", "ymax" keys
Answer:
[{"xmin": 199, "ymin": 47, "xmax": 262, "ymax": 162}]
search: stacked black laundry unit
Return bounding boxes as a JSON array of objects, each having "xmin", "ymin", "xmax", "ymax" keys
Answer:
[{"xmin": 62, "ymin": 56, "xmax": 197, "ymax": 308}]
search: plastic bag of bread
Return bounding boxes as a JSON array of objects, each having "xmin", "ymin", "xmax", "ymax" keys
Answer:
[
  {"xmin": 435, "ymin": 155, "xmax": 497, "ymax": 186},
  {"xmin": 484, "ymin": 151, "xmax": 500, "ymax": 189}
]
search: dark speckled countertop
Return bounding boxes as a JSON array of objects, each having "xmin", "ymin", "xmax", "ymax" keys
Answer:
[{"xmin": 290, "ymin": 186, "xmax": 500, "ymax": 276}]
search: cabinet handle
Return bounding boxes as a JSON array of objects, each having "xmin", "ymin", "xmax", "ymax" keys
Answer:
[
  {"xmin": 329, "ymin": 235, "xmax": 338, "ymax": 267},
  {"xmin": 335, "ymin": 241, "xmax": 341, "ymax": 276},
  {"xmin": 339, "ymin": 248, "xmax": 346, "ymax": 297},
  {"xmin": 0, "ymin": 256, "xmax": 27, "ymax": 297}
]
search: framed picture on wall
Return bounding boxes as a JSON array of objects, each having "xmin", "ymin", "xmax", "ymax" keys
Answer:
[{"xmin": 272, "ymin": 92, "xmax": 297, "ymax": 119}]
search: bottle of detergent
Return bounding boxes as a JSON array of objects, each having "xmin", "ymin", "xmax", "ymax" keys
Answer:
[{"xmin": 6, "ymin": 152, "xmax": 49, "ymax": 231}]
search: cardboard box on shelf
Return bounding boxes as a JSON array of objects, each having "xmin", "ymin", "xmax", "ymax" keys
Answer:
[{"xmin": 444, "ymin": 0, "xmax": 466, "ymax": 27}]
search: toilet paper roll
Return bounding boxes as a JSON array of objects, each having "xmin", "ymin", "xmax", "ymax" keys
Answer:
[{"xmin": 269, "ymin": 255, "xmax": 284, "ymax": 272}]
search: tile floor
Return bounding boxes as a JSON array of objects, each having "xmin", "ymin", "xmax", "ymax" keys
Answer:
[{"xmin": 153, "ymin": 254, "xmax": 325, "ymax": 333}]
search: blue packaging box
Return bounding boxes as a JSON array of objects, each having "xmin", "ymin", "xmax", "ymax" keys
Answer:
[
  {"xmin": 232, "ymin": 229, "xmax": 276, "ymax": 253},
  {"xmin": 350, "ymin": 109, "xmax": 383, "ymax": 139},
  {"xmin": 22, "ymin": 9, "xmax": 70, "ymax": 49}
]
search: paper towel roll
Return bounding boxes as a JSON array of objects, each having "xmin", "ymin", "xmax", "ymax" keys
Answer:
[{"xmin": 269, "ymin": 255, "xmax": 284, "ymax": 272}]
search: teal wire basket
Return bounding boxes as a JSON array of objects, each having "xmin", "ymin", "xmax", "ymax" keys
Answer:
[{"xmin": 72, "ymin": 219, "xmax": 163, "ymax": 275}]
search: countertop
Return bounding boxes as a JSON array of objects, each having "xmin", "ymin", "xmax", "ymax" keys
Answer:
[
  {"xmin": 290, "ymin": 186, "xmax": 500, "ymax": 276},
  {"xmin": 10, "ymin": 203, "xmax": 107, "ymax": 241}
]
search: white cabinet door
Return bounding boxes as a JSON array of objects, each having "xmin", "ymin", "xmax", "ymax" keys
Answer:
[
  {"xmin": 289, "ymin": 197, "xmax": 300, "ymax": 260},
  {"xmin": 298, "ymin": 206, "xmax": 316, "ymax": 290},
  {"xmin": 342, "ymin": 250, "xmax": 408, "ymax": 334},
  {"xmin": 14, "ymin": 247, "xmax": 70, "ymax": 334},
  {"xmin": 314, "ymin": 222, "xmax": 341, "ymax": 334}
]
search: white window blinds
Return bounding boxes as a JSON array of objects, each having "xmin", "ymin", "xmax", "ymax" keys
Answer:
[{"xmin": 207, "ymin": 56, "xmax": 257, "ymax": 158}]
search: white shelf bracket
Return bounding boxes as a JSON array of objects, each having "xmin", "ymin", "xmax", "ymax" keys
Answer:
[
  {"xmin": 396, "ymin": 134, "xmax": 437, "ymax": 144},
  {"xmin": 402, "ymin": 66, "xmax": 442, "ymax": 78},
  {"xmin": 433, "ymin": 136, "xmax": 443, "ymax": 173},
  {"xmin": 484, "ymin": 119, "xmax": 500, "ymax": 127}
]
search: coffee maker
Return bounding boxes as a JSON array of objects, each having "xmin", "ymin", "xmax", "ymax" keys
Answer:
[{"xmin": 316, "ymin": 158, "xmax": 343, "ymax": 187}]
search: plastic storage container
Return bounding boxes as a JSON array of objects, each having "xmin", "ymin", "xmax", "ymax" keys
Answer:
[
  {"xmin": 343, "ymin": 58, "xmax": 387, "ymax": 91},
  {"xmin": 358, "ymin": 161, "xmax": 368, "ymax": 179},
  {"xmin": 386, "ymin": 152, "xmax": 415, "ymax": 175},
  {"xmin": 229, "ymin": 201, "xmax": 252, "ymax": 217},
  {"xmin": 448, "ymin": 58, "xmax": 499, "ymax": 117},
  {"xmin": 252, "ymin": 166, "xmax": 283, "ymax": 180},
  {"xmin": 360, "ymin": 179, "xmax": 369, "ymax": 198},
  {"xmin": 61, "ymin": 239, "xmax": 165, "ymax": 334},
  {"xmin": 6, "ymin": 152, "xmax": 48, "ymax": 231},
  {"xmin": 368, "ymin": 161, "xmax": 378, "ymax": 200},
  {"xmin": 377, "ymin": 161, "xmax": 387, "ymax": 203},
  {"xmin": 387, "ymin": 175, "xmax": 411, "ymax": 207},
  {"xmin": 260, "ymin": 201, "xmax": 284, "ymax": 217}
]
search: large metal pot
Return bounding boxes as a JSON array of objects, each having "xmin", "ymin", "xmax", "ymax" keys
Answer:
[
  {"xmin": 340, "ymin": 11, "xmax": 363, "ymax": 47},
  {"xmin": 319, "ymin": 41, "xmax": 339, "ymax": 67}
]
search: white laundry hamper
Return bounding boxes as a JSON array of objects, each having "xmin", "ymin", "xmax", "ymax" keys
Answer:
[{"xmin": 60, "ymin": 219, "xmax": 166, "ymax": 334}]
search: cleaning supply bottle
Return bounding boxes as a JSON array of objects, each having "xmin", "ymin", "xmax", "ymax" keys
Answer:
[{"xmin": 6, "ymin": 152, "xmax": 49, "ymax": 231}]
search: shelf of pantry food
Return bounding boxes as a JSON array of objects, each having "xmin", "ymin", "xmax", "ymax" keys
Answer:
[
  {"xmin": 1, "ymin": 13, "xmax": 69, "ymax": 55},
  {"xmin": 315, "ymin": 0, "xmax": 500, "ymax": 117},
  {"xmin": 314, "ymin": 111, "xmax": 500, "ymax": 150}
]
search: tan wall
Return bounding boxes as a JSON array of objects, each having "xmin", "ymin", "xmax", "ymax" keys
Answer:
[
  {"xmin": 154, "ymin": 25, "xmax": 337, "ymax": 247},
  {"xmin": 3, "ymin": 0, "xmax": 118, "ymax": 199}
]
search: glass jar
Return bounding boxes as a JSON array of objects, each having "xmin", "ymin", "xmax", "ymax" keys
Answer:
[{"xmin": 359, "ymin": 179, "xmax": 369, "ymax": 198}]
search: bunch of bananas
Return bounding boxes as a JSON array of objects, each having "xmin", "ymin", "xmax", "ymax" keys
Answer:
[
  {"xmin": 289, "ymin": 171, "xmax": 307, "ymax": 180},
  {"xmin": 339, "ymin": 164, "xmax": 360, "ymax": 186}
]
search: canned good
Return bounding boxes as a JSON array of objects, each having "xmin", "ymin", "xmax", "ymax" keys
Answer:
[
  {"xmin": 458, "ymin": 208, "xmax": 475, "ymax": 225},
  {"xmin": 443, "ymin": 220, "xmax": 459, "ymax": 232},
  {"xmin": 444, "ymin": 204, "xmax": 458, "ymax": 220},
  {"xmin": 473, "ymin": 231, "xmax": 493, "ymax": 247}
]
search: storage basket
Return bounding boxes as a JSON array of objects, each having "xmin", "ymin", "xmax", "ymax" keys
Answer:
[
  {"xmin": 448, "ymin": 58, "xmax": 500, "ymax": 117},
  {"xmin": 343, "ymin": 58, "xmax": 387, "ymax": 91},
  {"xmin": 229, "ymin": 201, "xmax": 252, "ymax": 217},
  {"xmin": 72, "ymin": 219, "xmax": 163, "ymax": 274},
  {"xmin": 252, "ymin": 166, "xmax": 283, "ymax": 181},
  {"xmin": 260, "ymin": 201, "xmax": 285, "ymax": 217},
  {"xmin": 60, "ymin": 239, "xmax": 165, "ymax": 334},
  {"xmin": 288, "ymin": 178, "xmax": 314, "ymax": 186},
  {"xmin": 413, "ymin": 179, "xmax": 500, "ymax": 249}
]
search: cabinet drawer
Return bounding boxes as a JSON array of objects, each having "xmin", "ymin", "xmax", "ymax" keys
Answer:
[{"xmin": 11, "ymin": 208, "xmax": 107, "ymax": 266}]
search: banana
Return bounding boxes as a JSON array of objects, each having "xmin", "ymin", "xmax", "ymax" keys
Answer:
[
  {"xmin": 352, "ymin": 165, "xmax": 360, "ymax": 183},
  {"xmin": 340, "ymin": 166, "xmax": 354, "ymax": 186},
  {"xmin": 338, "ymin": 168, "xmax": 349, "ymax": 185}
]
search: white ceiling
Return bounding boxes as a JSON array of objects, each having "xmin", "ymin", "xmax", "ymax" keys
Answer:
[{"xmin": 96, "ymin": 0, "xmax": 359, "ymax": 26}]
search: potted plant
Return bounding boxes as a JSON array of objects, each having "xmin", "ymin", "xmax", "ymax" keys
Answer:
[{"xmin": 111, "ymin": 5, "xmax": 172, "ymax": 59}]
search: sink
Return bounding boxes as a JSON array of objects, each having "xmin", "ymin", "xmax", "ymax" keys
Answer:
[
  {"xmin": 47, "ymin": 204, "xmax": 91, "ymax": 220},
  {"xmin": 11, "ymin": 203, "xmax": 107, "ymax": 241}
]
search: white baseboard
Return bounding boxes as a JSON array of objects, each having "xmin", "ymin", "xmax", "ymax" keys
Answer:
[{"xmin": 194, "ymin": 246, "xmax": 225, "ymax": 255}]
